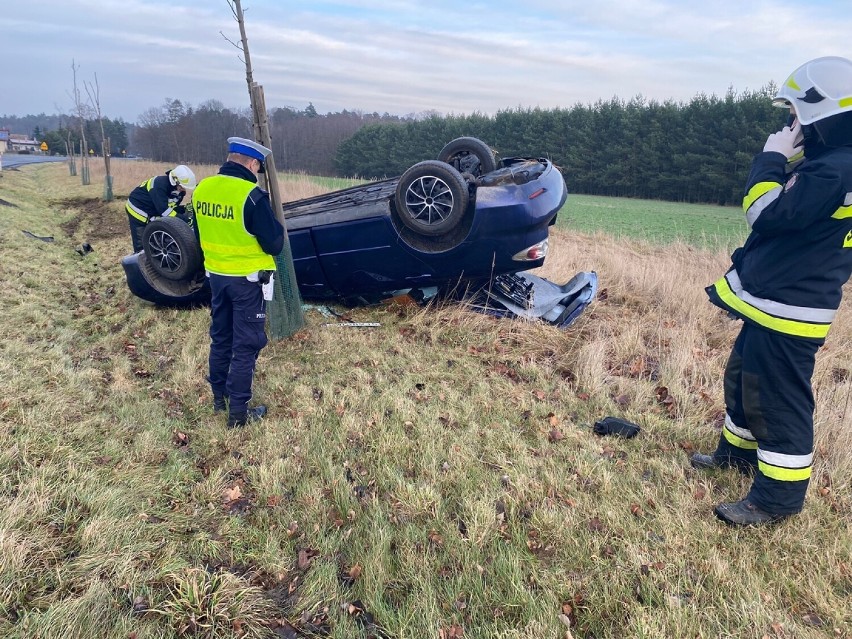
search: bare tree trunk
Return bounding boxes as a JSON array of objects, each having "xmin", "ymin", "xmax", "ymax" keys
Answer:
[
  {"xmin": 65, "ymin": 136, "xmax": 77, "ymax": 176},
  {"xmin": 71, "ymin": 60, "xmax": 90, "ymax": 185},
  {"xmin": 251, "ymin": 84, "xmax": 283, "ymax": 222},
  {"xmin": 85, "ymin": 74, "xmax": 113, "ymax": 200},
  {"xmin": 79, "ymin": 141, "xmax": 89, "ymax": 185},
  {"xmin": 230, "ymin": 0, "xmax": 262, "ymax": 142}
]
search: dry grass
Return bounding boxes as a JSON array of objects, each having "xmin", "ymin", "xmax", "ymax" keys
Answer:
[
  {"xmin": 0, "ymin": 163, "xmax": 849, "ymax": 638},
  {"xmin": 88, "ymin": 159, "xmax": 350, "ymax": 203}
]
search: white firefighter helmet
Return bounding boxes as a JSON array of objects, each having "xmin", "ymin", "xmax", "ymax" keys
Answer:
[
  {"xmin": 773, "ymin": 56, "xmax": 852, "ymax": 125},
  {"xmin": 169, "ymin": 164, "xmax": 197, "ymax": 189}
]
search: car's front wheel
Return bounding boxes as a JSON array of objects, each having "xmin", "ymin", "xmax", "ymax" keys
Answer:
[
  {"xmin": 142, "ymin": 216, "xmax": 203, "ymax": 281},
  {"xmin": 394, "ymin": 160, "xmax": 470, "ymax": 237}
]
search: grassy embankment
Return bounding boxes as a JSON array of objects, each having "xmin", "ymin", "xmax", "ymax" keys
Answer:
[{"xmin": 0, "ymin": 160, "xmax": 849, "ymax": 639}]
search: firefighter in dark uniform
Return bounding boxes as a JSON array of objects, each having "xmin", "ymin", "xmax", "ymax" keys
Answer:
[
  {"xmin": 693, "ymin": 56, "xmax": 852, "ymax": 526},
  {"xmin": 126, "ymin": 164, "xmax": 197, "ymax": 252},
  {"xmin": 192, "ymin": 138, "xmax": 284, "ymax": 428}
]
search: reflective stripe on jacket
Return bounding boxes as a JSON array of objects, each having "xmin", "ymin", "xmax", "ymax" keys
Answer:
[
  {"xmin": 126, "ymin": 175, "xmax": 182, "ymax": 222},
  {"xmin": 707, "ymin": 145, "xmax": 852, "ymax": 342},
  {"xmin": 708, "ymin": 269, "xmax": 834, "ymax": 339},
  {"xmin": 193, "ymin": 174, "xmax": 276, "ymax": 276}
]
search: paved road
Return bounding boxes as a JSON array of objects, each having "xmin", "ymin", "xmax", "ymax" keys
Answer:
[{"xmin": 1, "ymin": 154, "xmax": 68, "ymax": 169}]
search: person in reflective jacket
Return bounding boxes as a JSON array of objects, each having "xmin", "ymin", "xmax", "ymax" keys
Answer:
[
  {"xmin": 126, "ymin": 164, "xmax": 197, "ymax": 252},
  {"xmin": 694, "ymin": 57, "xmax": 852, "ymax": 526},
  {"xmin": 192, "ymin": 138, "xmax": 284, "ymax": 428}
]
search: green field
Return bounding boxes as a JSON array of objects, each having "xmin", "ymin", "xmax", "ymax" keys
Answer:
[{"xmin": 557, "ymin": 193, "xmax": 748, "ymax": 249}]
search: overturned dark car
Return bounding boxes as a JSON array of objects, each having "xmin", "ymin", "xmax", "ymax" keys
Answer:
[{"xmin": 122, "ymin": 138, "xmax": 597, "ymax": 326}]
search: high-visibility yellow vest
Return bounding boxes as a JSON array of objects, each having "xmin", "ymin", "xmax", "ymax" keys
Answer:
[{"xmin": 193, "ymin": 175, "xmax": 276, "ymax": 276}]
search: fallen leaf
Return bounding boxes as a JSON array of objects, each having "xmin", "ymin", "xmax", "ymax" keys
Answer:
[
  {"xmin": 428, "ymin": 530, "xmax": 444, "ymax": 546},
  {"xmin": 297, "ymin": 548, "xmax": 318, "ymax": 570},
  {"xmin": 131, "ymin": 595, "xmax": 148, "ymax": 614},
  {"xmin": 587, "ymin": 517, "xmax": 604, "ymax": 532},
  {"xmin": 802, "ymin": 612, "xmax": 824, "ymax": 627},
  {"xmin": 441, "ymin": 624, "xmax": 464, "ymax": 638},
  {"xmin": 222, "ymin": 485, "xmax": 242, "ymax": 503},
  {"xmin": 273, "ymin": 620, "xmax": 300, "ymax": 638}
]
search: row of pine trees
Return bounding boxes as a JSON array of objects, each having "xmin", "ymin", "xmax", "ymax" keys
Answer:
[{"xmin": 336, "ymin": 86, "xmax": 785, "ymax": 206}]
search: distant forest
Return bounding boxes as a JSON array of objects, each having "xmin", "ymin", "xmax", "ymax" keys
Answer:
[{"xmin": 2, "ymin": 85, "xmax": 786, "ymax": 205}]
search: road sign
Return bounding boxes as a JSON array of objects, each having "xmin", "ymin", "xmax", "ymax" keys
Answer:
[{"xmin": 40, "ymin": 142, "xmax": 48, "ymax": 151}]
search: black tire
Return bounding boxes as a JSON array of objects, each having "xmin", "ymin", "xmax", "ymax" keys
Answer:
[
  {"xmin": 394, "ymin": 160, "xmax": 470, "ymax": 237},
  {"xmin": 142, "ymin": 216, "xmax": 203, "ymax": 281},
  {"xmin": 438, "ymin": 137, "xmax": 497, "ymax": 177}
]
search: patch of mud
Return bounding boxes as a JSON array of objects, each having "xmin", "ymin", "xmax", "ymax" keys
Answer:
[
  {"xmin": 55, "ymin": 197, "xmax": 128, "ymax": 241},
  {"xmin": 0, "ymin": 198, "xmax": 18, "ymax": 208}
]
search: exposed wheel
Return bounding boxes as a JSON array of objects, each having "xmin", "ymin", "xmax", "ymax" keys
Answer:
[
  {"xmin": 438, "ymin": 137, "xmax": 497, "ymax": 177},
  {"xmin": 142, "ymin": 216, "xmax": 203, "ymax": 281},
  {"xmin": 394, "ymin": 160, "xmax": 470, "ymax": 237}
]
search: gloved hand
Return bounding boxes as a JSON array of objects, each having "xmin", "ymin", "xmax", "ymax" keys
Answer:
[
  {"xmin": 175, "ymin": 209, "xmax": 194, "ymax": 227},
  {"xmin": 763, "ymin": 120, "xmax": 804, "ymax": 160}
]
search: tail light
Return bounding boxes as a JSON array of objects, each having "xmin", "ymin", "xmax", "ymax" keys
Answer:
[{"xmin": 512, "ymin": 238, "xmax": 548, "ymax": 261}]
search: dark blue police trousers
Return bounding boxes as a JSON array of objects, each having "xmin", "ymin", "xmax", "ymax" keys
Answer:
[{"xmin": 207, "ymin": 274, "xmax": 268, "ymax": 416}]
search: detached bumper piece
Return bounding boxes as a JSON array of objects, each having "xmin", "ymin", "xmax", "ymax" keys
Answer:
[{"xmin": 468, "ymin": 271, "xmax": 597, "ymax": 328}]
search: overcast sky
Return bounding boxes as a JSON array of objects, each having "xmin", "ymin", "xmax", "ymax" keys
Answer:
[{"xmin": 2, "ymin": 0, "xmax": 851, "ymax": 122}]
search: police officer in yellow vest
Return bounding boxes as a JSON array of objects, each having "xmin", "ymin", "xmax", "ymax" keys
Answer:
[
  {"xmin": 695, "ymin": 57, "xmax": 852, "ymax": 525},
  {"xmin": 192, "ymin": 137, "xmax": 284, "ymax": 428}
]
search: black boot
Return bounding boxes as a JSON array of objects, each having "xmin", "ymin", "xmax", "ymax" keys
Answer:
[
  {"xmin": 690, "ymin": 453, "xmax": 721, "ymax": 469},
  {"xmin": 227, "ymin": 405, "xmax": 267, "ymax": 429},
  {"xmin": 714, "ymin": 499, "xmax": 789, "ymax": 527},
  {"xmin": 690, "ymin": 452, "xmax": 754, "ymax": 475},
  {"xmin": 213, "ymin": 393, "xmax": 228, "ymax": 413}
]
